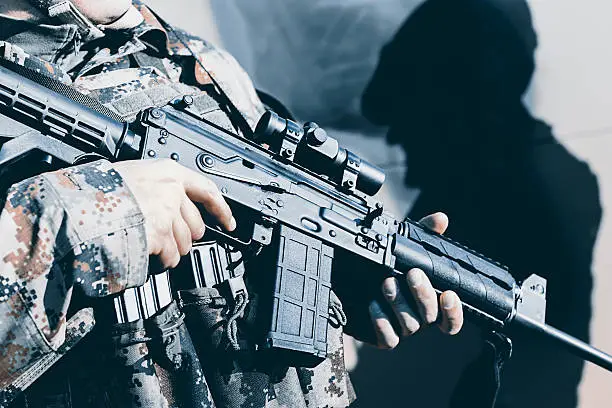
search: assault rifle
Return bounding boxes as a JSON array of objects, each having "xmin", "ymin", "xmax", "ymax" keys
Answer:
[{"xmin": 0, "ymin": 60, "xmax": 611, "ymax": 377}]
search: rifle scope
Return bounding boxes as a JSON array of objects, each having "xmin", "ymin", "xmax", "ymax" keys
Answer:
[{"xmin": 254, "ymin": 110, "xmax": 386, "ymax": 196}]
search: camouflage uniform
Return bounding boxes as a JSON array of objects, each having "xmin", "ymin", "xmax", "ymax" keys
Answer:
[{"xmin": 0, "ymin": 2, "xmax": 354, "ymax": 407}]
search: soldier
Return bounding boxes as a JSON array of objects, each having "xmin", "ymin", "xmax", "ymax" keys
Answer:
[{"xmin": 0, "ymin": 1, "xmax": 464, "ymax": 407}]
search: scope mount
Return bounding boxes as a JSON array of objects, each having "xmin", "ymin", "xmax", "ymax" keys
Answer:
[{"xmin": 254, "ymin": 110, "xmax": 386, "ymax": 196}]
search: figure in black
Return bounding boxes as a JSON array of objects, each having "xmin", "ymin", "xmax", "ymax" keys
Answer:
[{"xmin": 356, "ymin": 0, "xmax": 602, "ymax": 407}]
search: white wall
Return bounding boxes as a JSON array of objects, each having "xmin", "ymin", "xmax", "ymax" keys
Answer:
[{"xmin": 529, "ymin": 0, "xmax": 612, "ymax": 406}]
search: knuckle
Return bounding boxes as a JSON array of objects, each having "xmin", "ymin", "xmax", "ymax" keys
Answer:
[
  {"xmin": 425, "ymin": 313, "xmax": 438, "ymax": 325},
  {"xmin": 199, "ymin": 189, "xmax": 214, "ymax": 203},
  {"xmin": 214, "ymin": 190, "xmax": 227, "ymax": 206},
  {"xmin": 165, "ymin": 253, "xmax": 181, "ymax": 269},
  {"xmin": 148, "ymin": 237, "xmax": 162, "ymax": 256},
  {"xmin": 192, "ymin": 224, "xmax": 205, "ymax": 240},
  {"xmin": 154, "ymin": 219, "xmax": 173, "ymax": 238},
  {"xmin": 401, "ymin": 320, "xmax": 420, "ymax": 336},
  {"xmin": 376, "ymin": 334, "xmax": 399, "ymax": 350},
  {"xmin": 157, "ymin": 158, "xmax": 176, "ymax": 173},
  {"xmin": 381, "ymin": 279, "xmax": 398, "ymax": 302},
  {"xmin": 162, "ymin": 199, "xmax": 178, "ymax": 215},
  {"xmin": 416, "ymin": 283, "xmax": 437, "ymax": 302},
  {"xmin": 207, "ymin": 179, "xmax": 221, "ymax": 194},
  {"xmin": 372, "ymin": 318, "xmax": 400, "ymax": 349},
  {"xmin": 415, "ymin": 289, "xmax": 436, "ymax": 307},
  {"xmin": 373, "ymin": 318, "xmax": 389, "ymax": 332},
  {"xmin": 161, "ymin": 219, "xmax": 174, "ymax": 235},
  {"xmin": 195, "ymin": 174, "xmax": 214, "ymax": 191},
  {"xmin": 441, "ymin": 308, "xmax": 464, "ymax": 335},
  {"xmin": 417, "ymin": 297, "xmax": 438, "ymax": 324},
  {"xmin": 161, "ymin": 157, "xmax": 177, "ymax": 168},
  {"xmin": 171, "ymin": 182, "xmax": 186, "ymax": 199},
  {"xmin": 203, "ymin": 174, "xmax": 218, "ymax": 188},
  {"xmin": 381, "ymin": 336, "xmax": 400, "ymax": 350},
  {"xmin": 178, "ymin": 241, "xmax": 192, "ymax": 256}
]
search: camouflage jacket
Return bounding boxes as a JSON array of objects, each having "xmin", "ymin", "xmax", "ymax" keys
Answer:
[{"xmin": 0, "ymin": 2, "xmax": 354, "ymax": 407}]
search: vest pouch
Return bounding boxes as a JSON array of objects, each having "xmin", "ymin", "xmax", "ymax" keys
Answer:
[
  {"xmin": 103, "ymin": 318, "xmax": 168, "ymax": 408},
  {"xmin": 178, "ymin": 287, "xmax": 284, "ymax": 408},
  {"xmin": 145, "ymin": 301, "xmax": 216, "ymax": 408}
]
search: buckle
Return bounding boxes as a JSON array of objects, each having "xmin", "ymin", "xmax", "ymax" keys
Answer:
[
  {"xmin": 48, "ymin": 1, "xmax": 104, "ymax": 40},
  {"xmin": 227, "ymin": 276, "xmax": 248, "ymax": 301}
]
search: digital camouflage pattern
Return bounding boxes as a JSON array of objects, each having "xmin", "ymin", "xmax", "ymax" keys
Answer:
[
  {"xmin": 0, "ymin": 2, "xmax": 354, "ymax": 407},
  {"xmin": 0, "ymin": 161, "xmax": 148, "ymax": 390},
  {"xmin": 178, "ymin": 287, "xmax": 354, "ymax": 408}
]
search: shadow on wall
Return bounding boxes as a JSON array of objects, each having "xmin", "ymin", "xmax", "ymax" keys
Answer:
[
  {"xmin": 355, "ymin": 0, "xmax": 602, "ymax": 407},
  {"xmin": 210, "ymin": 0, "xmax": 428, "ymax": 217},
  {"xmin": 210, "ymin": 0, "xmax": 426, "ymax": 129}
]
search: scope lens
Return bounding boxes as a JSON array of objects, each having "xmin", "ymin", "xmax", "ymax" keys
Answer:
[
  {"xmin": 254, "ymin": 110, "xmax": 286, "ymax": 143},
  {"xmin": 356, "ymin": 160, "xmax": 386, "ymax": 196}
]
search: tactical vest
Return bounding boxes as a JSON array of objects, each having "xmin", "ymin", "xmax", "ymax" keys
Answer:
[{"xmin": 1, "ymin": 10, "xmax": 353, "ymax": 408}]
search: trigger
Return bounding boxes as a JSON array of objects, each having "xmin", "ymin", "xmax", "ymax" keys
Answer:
[{"xmin": 203, "ymin": 226, "xmax": 252, "ymax": 250}]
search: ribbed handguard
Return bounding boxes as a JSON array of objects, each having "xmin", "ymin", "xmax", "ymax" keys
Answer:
[{"xmin": 393, "ymin": 220, "xmax": 517, "ymax": 326}]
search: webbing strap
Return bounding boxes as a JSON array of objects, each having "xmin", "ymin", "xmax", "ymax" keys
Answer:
[
  {"xmin": 47, "ymin": 1, "xmax": 104, "ymax": 40},
  {"xmin": 100, "ymin": 81, "xmax": 228, "ymax": 124},
  {"xmin": 145, "ymin": 8, "xmax": 255, "ymax": 139},
  {"xmin": 106, "ymin": 82, "xmax": 192, "ymax": 120}
]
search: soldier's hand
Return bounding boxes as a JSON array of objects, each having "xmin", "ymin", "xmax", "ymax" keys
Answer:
[
  {"xmin": 370, "ymin": 212, "xmax": 464, "ymax": 349},
  {"xmin": 115, "ymin": 159, "xmax": 235, "ymax": 268}
]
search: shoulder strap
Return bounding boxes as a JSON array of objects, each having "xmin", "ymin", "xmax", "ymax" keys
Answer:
[
  {"xmin": 450, "ymin": 331, "xmax": 513, "ymax": 408},
  {"xmin": 35, "ymin": 0, "xmax": 104, "ymax": 40},
  {"xmin": 143, "ymin": 8, "xmax": 255, "ymax": 138}
]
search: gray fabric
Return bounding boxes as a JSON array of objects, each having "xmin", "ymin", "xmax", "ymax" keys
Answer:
[
  {"xmin": 211, "ymin": 0, "xmax": 425, "ymax": 126},
  {"xmin": 109, "ymin": 82, "xmax": 193, "ymax": 119},
  {"xmin": 28, "ymin": 0, "xmax": 52, "ymax": 12},
  {"xmin": 0, "ymin": 15, "xmax": 81, "ymax": 70}
]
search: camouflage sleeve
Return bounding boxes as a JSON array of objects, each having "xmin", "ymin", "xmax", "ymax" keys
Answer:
[{"xmin": 0, "ymin": 159, "xmax": 148, "ymax": 388}]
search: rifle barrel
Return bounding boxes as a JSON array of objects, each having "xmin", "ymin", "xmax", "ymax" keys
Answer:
[{"xmin": 514, "ymin": 313, "xmax": 612, "ymax": 372}]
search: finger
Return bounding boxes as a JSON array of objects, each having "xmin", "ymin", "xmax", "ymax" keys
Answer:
[
  {"xmin": 176, "ymin": 166, "xmax": 236, "ymax": 231},
  {"xmin": 343, "ymin": 334, "xmax": 360, "ymax": 372},
  {"xmin": 438, "ymin": 291, "xmax": 463, "ymax": 335},
  {"xmin": 381, "ymin": 277, "xmax": 421, "ymax": 336},
  {"xmin": 369, "ymin": 300, "xmax": 399, "ymax": 349},
  {"xmin": 406, "ymin": 268, "xmax": 438, "ymax": 324},
  {"xmin": 146, "ymin": 217, "xmax": 172, "ymax": 256},
  {"xmin": 172, "ymin": 217, "xmax": 193, "ymax": 256},
  {"xmin": 419, "ymin": 212, "xmax": 449, "ymax": 234},
  {"xmin": 146, "ymin": 227, "xmax": 163, "ymax": 256},
  {"xmin": 181, "ymin": 197, "xmax": 206, "ymax": 240},
  {"xmin": 159, "ymin": 237, "xmax": 181, "ymax": 269}
]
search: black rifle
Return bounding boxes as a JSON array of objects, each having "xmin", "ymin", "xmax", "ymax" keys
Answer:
[{"xmin": 0, "ymin": 60, "xmax": 611, "ymax": 381}]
